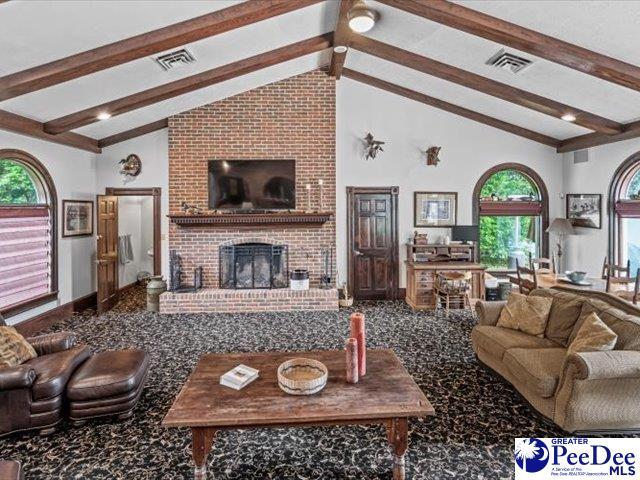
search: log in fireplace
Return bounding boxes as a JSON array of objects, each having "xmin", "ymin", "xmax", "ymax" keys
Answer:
[{"xmin": 219, "ymin": 243, "xmax": 289, "ymax": 289}]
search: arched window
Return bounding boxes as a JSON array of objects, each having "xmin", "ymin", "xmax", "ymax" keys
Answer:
[
  {"xmin": 473, "ymin": 163, "xmax": 549, "ymax": 271},
  {"xmin": 609, "ymin": 151, "xmax": 640, "ymax": 274},
  {"xmin": 0, "ymin": 149, "xmax": 58, "ymax": 316}
]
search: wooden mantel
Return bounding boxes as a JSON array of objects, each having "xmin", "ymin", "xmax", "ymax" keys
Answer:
[{"xmin": 168, "ymin": 211, "xmax": 333, "ymax": 228}]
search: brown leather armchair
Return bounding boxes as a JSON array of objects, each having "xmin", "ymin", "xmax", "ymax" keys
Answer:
[{"xmin": 0, "ymin": 323, "xmax": 91, "ymax": 437}]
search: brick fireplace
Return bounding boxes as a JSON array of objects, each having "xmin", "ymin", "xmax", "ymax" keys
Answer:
[{"xmin": 160, "ymin": 70, "xmax": 338, "ymax": 314}]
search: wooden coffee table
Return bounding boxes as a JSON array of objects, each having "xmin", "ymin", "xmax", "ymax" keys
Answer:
[{"xmin": 163, "ymin": 349, "xmax": 434, "ymax": 479}]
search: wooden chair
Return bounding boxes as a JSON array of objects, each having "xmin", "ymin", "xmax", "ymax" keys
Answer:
[
  {"xmin": 434, "ymin": 271, "xmax": 471, "ymax": 313},
  {"xmin": 603, "ymin": 258, "xmax": 638, "ymax": 302},
  {"xmin": 516, "ymin": 259, "xmax": 538, "ymax": 294},
  {"xmin": 530, "ymin": 256, "xmax": 555, "ymax": 274},
  {"xmin": 612, "ymin": 268, "xmax": 640, "ymax": 304}
]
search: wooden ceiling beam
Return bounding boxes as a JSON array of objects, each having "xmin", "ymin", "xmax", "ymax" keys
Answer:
[
  {"xmin": 43, "ymin": 34, "xmax": 332, "ymax": 134},
  {"xmin": 98, "ymin": 119, "xmax": 168, "ymax": 148},
  {"xmin": 343, "ymin": 68, "xmax": 559, "ymax": 147},
  {"xmin": 350, "ymin": 34, "xmax": 623, "ymax": 135},
  {"xmin": 328, "ymin": 0, "xmax": 356, "ymax": 79},
  {"xmin": 379, "ymin": 0, "xmax": 640, "ymax": 93},
  {"xmin": 0, "ymin": 0, "xmax": 322, "ymax": 101},
  {"xmin": 0, "ymin": 109, "xmax": 100, "ymax": 153},
  {"xmin": 557, "ymin": 120, "xmax": 640, "ymax": 153}
]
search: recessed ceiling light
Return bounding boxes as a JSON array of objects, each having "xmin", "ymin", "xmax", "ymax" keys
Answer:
[
  {"xmin": 333, "ymin": 45, "xmax": 348, "ymax": 54},
  {"xmin": 561, "ymin": 113, "xmax": 576, "ymax": 122},
  {"xmin": 97, "ymin": 112, "xmax": 111, "ymax": 121},
  {"xmin": 348, "ymin": 0, "xmax": 377, "ymax": 33}
]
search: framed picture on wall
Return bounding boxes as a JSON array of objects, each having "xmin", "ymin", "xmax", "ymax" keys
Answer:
[
  {"xmin": 566, "ymin": 193, "xmax": 602, "ymax": 229},
  {"xmin": 414, "ymin": 192, "xmax": 457, "ymax": 227},
  {"xmin": 62, "ymin": 200, "xmax": 94, "ymax": 237}
]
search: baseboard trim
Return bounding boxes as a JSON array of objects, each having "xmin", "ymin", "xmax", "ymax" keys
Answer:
[
  {"xmin": 72, "ymin": 291, "xmax": 97, "ymax": 313},
  {"xmin": 398, "ymin": 288, "xmax": 406, "ymax": 300},
  {"xmin": 14, "ymin": 302, "xmax": 73, "ymax": 337}
]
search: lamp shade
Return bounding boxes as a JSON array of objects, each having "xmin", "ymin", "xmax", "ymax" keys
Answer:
[{"xmin": 546, "ymin": 218, "xmax": 575, "ymax": 235}]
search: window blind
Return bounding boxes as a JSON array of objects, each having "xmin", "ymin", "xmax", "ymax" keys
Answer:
[{"xmin": 0, "ymin": 206, "xmax": 51, "ymax": 309}]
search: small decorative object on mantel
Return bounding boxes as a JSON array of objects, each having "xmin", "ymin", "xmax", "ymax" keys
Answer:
[
  {"xmin": 350, "ymin": 312, "xmax": 366, "ymax": 376},
  {"xmin": 181, "ymin": 201, "xmax": 203, "ymax": 215},
  {"xmin": 119, "ymin": 154, "xmax": 142, "ymax": 178},
  {"xmin": 413, "ymin": 231, "xmax": 428, "ymax": 245},
  {"xmin": 425, "ymin": 146, "xmax": 441, "ymax": 166},
  {"xmin": 305, "ymin": 183, "xmax": 312, "ymax": 212},
  {"xmin": 277, "ymin": 358, "xmax": 328, "ymax": 395},
  {"xmin": 345, "ymin": 338, "xmax": 359, "ymax": 384},
  {"xmin": 318, "ymin": 178, "xmax": 324, "ymax": 212},
  {"xmin": 363, "ymin": 132, "xmax": 385, "ymax": 160}
]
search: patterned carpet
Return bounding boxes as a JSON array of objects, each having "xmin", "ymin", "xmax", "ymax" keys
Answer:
[{"xmin": 1, "ymin": 287, "xmax": 565, "ymax": 479}]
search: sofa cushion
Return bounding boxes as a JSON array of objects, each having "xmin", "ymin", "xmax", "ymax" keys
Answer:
[
  {"xmin": 504, "ymin": 348, "xmax": 566, "ymax": 398},
  {"xmin": 29, "ymin": 345, "xmax": 91, "ymax": 400},
  {"xmin": 497, "ymin": 292, "xmax": 553, "ymax": 337},
  {"xmin": 472, "ymin": 325, "xmax": 559, "ymax": 361},
  {"xmin": 567, "ymin": 312, "xmax": 618, "ymax": 354},
  {"xmin": 532, "ymin": 290, "xmax": 585, "ymax": 346},
  {"xmin": 571, "ymin": 299, "xmax": 640, "ymax": 350},
  {"xmin": 0, "ymin": 327, "xmax": 37, "ymax": 368}
]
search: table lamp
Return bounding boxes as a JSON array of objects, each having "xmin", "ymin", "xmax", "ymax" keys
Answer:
[{"xmin": 546, "ymin": 218, "xmax": 575, "ymax": 272}]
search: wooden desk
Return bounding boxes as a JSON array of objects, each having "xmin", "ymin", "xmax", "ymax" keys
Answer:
[
  {"xmin": 163, "ymin": 349, "xmax": 434, "ymax": 480},
  {"xmin": 507, "ymin": 272, "xmax": 607, "ymax": 292},
  {"xmin": 405, "ymin": 262, "xmax": 486, "ymax": 310}
]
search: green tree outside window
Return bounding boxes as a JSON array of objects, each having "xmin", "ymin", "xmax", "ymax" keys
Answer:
[
  {"xmin": 0, "ymin": 159, "xmax": 39, "ymax": 204},
  {"xmin": 479, "ymin": 170, "xmax": 540, "ymax": 270}
]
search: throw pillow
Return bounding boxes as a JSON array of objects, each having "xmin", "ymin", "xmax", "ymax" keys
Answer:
[
  {"xmin": 0, "ymin": 326, "xmax": 37, "ymax": 368},
  {"xmin": 567, "ymin": 312, "xmax": 618, "ymax": 355},
  {"xmin": 497, "ymin": 292, "xmax": 553, "ymax": 337}
]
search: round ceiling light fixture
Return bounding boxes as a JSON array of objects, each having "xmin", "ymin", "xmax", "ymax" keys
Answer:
[
  {"xmin": 97, "ymin": 112, "xmax": 112, "ymax": 121},
  {"xmin": 333, "ymin": 45, "xmax": 348, "ymax": 54},
  {"xmin": 348, "ymin": 0, "xmax": 377, "ymax": 33},
  {"xmin": 561, "ymin": 113, "xmax": 576, "ymax": 122}
]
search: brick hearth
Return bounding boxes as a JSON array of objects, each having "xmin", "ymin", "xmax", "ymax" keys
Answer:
[{"xmin": 160, "ymin": 288, "xmax": 338, "ymax": 314}]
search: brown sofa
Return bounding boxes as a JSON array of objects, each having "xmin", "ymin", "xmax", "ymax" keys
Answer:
[
  {"xmin": 473, "ymin": 287, "xmax": 640, "ymax": 433},
  {"xmin": 0, "ymin": 323, "xmax": 91, "ymax": 437}
]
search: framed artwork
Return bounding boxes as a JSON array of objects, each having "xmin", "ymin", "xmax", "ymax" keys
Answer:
[
  {"xmin": 62, "ymin": 200, "xmax": 94, "ymax": 237},
  {"xmin": 566, "ymin": 194, "xmax": 602, "ymax": 229},
  {"xmin": 414, "ymin": 192, "xmax": 457, "ymax": 227}
]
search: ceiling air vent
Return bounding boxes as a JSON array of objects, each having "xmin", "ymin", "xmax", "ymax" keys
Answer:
[
  {"xmin": 153, "ymin": 48, "xmax": 196, "ymax": 71},
  {"xmin": 486, "ymin": 49, "xmax": 533, "ymax": 74}
]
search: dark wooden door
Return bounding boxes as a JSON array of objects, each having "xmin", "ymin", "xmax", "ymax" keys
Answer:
[
  {"xmin": 348, "ymin": 187, "xmax": 399, "ymax": 300},
  {"xmin": 96, "ymin": 195, "xmax": 119, "ymax": 314}
]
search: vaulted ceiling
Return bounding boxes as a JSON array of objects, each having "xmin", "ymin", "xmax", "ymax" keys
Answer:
[{"xmin": 1, "ymin": 0, "xmax": 639, "ymax": 154}]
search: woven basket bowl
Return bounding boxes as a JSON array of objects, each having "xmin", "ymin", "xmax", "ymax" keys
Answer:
[{"xmin": 277, "ymin": 357, "xmax": 328, "ymax": 396}]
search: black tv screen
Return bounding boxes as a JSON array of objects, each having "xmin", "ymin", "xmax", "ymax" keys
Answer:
[
  {"xmin": 208, "ymin": 160, "xmax": 295, "ymax": 211},
  {"xmin": 451, "ymin": 225, "xmax": 479, "ymax": 244}
]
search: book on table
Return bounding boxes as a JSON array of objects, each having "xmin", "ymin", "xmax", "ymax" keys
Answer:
[{"xmin": 220, "ymin": 364, "xmax": 259, "ymax": 390}]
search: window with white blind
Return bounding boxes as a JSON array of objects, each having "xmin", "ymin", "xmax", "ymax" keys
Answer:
[{"xmin": 0, "ymin": 151, "xmax": 57, "ymax": 316}]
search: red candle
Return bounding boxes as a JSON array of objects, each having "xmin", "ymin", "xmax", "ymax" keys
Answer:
[
  {"xmin": 350, "ymin": 312, "xmax": 366, "ymax": 376},
  {"xmin": 345, "ymin": 338, "xmax": 359, "ymax": 384}
]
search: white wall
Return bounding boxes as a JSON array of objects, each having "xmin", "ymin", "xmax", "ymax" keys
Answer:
[
  {"xmin": 0, "ymin": 131, "xmax": 98, "ymax": 325},
  {"xmin": 336, "ymin": 78, "xmax": 563, "ymax": 288},
  {"xmin": 562, "ymin": 137, "xmax": 640, "ymax": 276},
  {"xmin": 96, "ymin": 129, "xmax": 169, "ymax": 279}
]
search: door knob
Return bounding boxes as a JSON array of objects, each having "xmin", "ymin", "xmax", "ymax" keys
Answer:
[{"xmin": 95, "ymin": 259, "xmax": 107, "ymax": 265}]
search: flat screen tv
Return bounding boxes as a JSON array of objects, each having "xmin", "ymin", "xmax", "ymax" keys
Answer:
[
  {"xmin": 208, "ymin": 160, "xmax": 295, "ymax": 211},
  {"xmin": 451, "ymin": 225, "xmax": 479, "ymax": 244}
]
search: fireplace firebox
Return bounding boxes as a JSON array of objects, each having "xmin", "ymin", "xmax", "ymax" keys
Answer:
[{"xmin": 219, "ymin": 243, "xmax": 289, "ymax": 289}]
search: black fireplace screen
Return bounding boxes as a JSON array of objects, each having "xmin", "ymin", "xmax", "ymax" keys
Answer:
[{"xmin": 219, "ymin": 243, "xmax": 289, "ymax": 289}]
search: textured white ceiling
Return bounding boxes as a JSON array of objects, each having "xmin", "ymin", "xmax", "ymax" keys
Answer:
[{"xmin": 0, "ymin": 0, "xmax": 639, "ymax": 141}]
